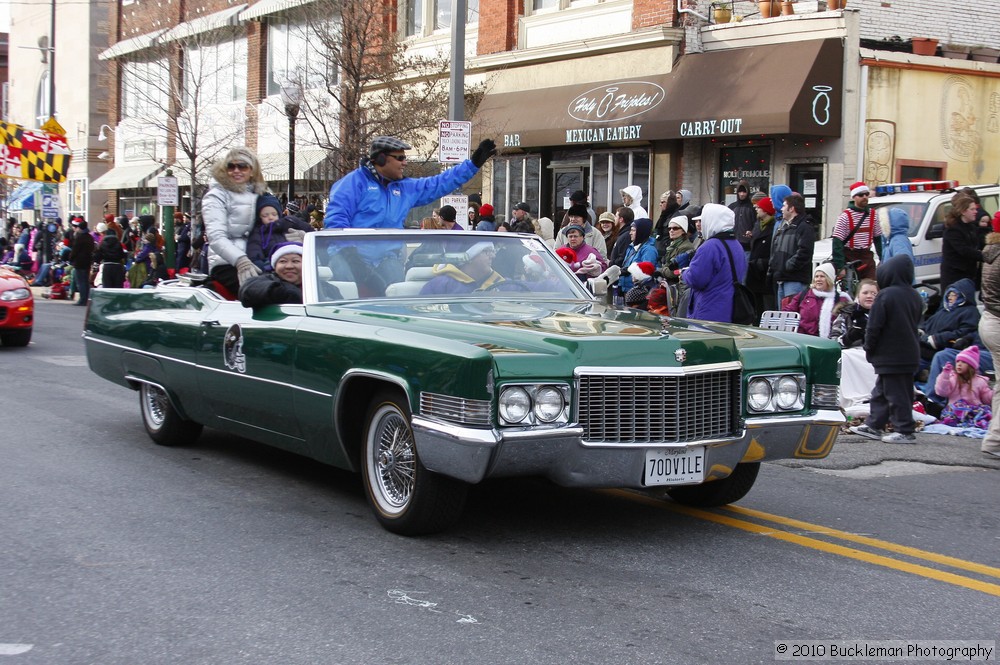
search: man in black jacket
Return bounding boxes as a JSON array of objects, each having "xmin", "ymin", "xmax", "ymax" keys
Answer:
[
  {"xmin": 70, "ymin": 220, "xmax": 95, "ymax": 305},
  {"xmin": 767, "ymin": 192, "xmax": 815, "ymax": 304},
  {"xmin": 93, "ymin": 225, "xmax": 126, "ymax": 288},
  {"xmin": 728, "ymin": 180, "xmax": 756, "ymax": 255}
]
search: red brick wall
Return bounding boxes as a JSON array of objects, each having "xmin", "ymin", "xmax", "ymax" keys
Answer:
[
  {"xmin": 632, "ymin": 0, "xmax": 677, "ymax": 29},
  {"xmin": 478, "ymin": 0, "xmax": 519, "ymax": 55}
]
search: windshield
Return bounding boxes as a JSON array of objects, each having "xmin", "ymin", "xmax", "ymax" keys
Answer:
[{"xmin": 308, "ymin": 232, "xmax": 590, "ymax": 302}]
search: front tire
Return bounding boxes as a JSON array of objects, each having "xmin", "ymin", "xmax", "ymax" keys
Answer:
[
  {"xmin": 140, "ymin": 382, "xmax": 203, "ymax": 446},
  {"xmin": 665, "ymin": 462, "xmax": 760, "ymax": 507},
  {"xmin": 362, "ymin": 391, "xmax": 468, "ymax": 535}
]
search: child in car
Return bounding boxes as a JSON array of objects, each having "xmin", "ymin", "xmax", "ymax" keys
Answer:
[{"xmin": 245, "ymin": 194, "xmax": 314, "ymax": 272}]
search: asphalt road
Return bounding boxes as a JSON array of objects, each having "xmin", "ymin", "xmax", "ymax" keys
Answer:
[{"xmin": 2, "ymin": 295, "xmax": 998, "ymax": 664}]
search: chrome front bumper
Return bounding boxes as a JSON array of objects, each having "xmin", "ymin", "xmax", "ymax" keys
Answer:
[{"xmin": 412, "ymin": 409, "xmax": 845, "ymax": 487}]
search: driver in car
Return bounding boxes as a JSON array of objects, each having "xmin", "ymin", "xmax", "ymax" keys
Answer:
[{"xmin": 420, "ymin": 242, "xmax": 505, "ymax": 295}]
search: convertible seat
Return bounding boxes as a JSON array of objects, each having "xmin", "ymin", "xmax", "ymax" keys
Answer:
[
  {"xmin": 385, "ymin": 266, "xmax": 436, "ymax": 298},
  {"xmin": 316, "ymin": 266, "xmax": 359, "ymax": 300}
]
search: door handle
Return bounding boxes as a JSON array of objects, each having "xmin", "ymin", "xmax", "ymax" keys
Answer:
[{"xmin": 201, "ymin": 319, "xmax": 221, "ymax": 327}]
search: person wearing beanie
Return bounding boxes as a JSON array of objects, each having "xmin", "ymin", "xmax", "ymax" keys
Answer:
[
  {"xmin": 618, "ymin": 217, "xmax": 657, "ymax": 293},
  {"xmin": 565, "ymin": 189, "xmax": 596, "ymax": 226},
  {"xmin": 832, "ymin": 180, "xmax": 882, "ymax": 281},
  {"xmin": 682, "ymin": 204, "xmax": 750, "ymax": 323},
  {"xmin": 562, "ymin": 222, "xmax": 607, "ymax": 279},
  {"xmin": 467, "ymin": 204, "xmax": 480, "ymax": 230},
  {"xmin": 747, "ymin": 196, "xmax": 777, "ymax": 317},
  {"xmin": 476, "ymin": 203, "xmax": 496, "ymax": 232},
  {"xmin": 658, "ymin": 216, "xmax": 695, "ymax": 310},
  {"xmin": 420, "ymin": 241, "xmax": 506, "ymax": 296},
  {"xmin": 437, "ymin": 204, "xmax": 463, "ymax": 231},
  {"xmin": 555, "ymin": 205, "xmax": 607, "ymax": 258},
  {"xmin": 324, "ymin": 135, "xmax": 496, "ymax": 242},
  {"xmin": 239, "ymin": 242, "xmax": 319, "ymax": 308},
  {"xmin": 728, "ymin": 179, "xmax": 756, "ymax": 253},
  {"xmin": 780, "ymin": 261, "xmax": 851, "ymax": 337},
  {"xmin": 245, "ymin": 192, "xmax": 314, "ymax": 272},
  {"xmin": 624, "ymin": 261, "xmax": 656, "ymax": 310},
  {"xmin": 933, "ymin": 343, "xmax": 994, "ymax": 428}
]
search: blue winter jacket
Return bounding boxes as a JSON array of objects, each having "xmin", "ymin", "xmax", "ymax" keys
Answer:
[
  {"xmin": 882, "ymin": 207, "xmax": 915, "ymax": 262},
  {"xmin": 324, "ymin": 159, "xmax": 479, "ymax": 229},
  {"xmin": 683, "ymin": 234, "xmax": 749, "ymax": 323},
  {"xmin": 618, "ymin": 238, "xmax": 658, "ymax": 292}
]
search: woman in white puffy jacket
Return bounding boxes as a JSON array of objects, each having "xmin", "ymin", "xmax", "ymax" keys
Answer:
[{"xmin": 202, "ymin": 147, "xmax": 269, "ymax": 297}]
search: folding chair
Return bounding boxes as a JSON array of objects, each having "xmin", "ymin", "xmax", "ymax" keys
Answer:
[{"xmin": 758, "ymin": 310, "xmax": 800, "ymax": 332}]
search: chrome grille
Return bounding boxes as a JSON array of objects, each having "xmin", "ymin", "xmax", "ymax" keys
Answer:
[
  {"xmin": 419, "ymin": 392, "xmax": 492, "ymax": 428},
  {"xmin": 577, "ymin": 367, "xmax": 740, "ymax": 444}
]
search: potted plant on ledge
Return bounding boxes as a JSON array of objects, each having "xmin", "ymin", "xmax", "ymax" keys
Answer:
[
  {"xmin": 711, "ymin": 1, "xmax": 733, "ymax": 23},
  {"xmin": 911, "ymin": 37, "xmax": 939, "ymax": 56},
  {"xmin": 940, "ymin": 43, "xmax": 970, "ymax": 60},
  {"xmin": 970, "ymin": 46, "xmax": 1000, "ymax": 63}
]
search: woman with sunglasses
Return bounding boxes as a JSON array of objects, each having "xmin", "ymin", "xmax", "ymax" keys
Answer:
[{"xmin": 201, "ymin": 147, "xmax": 269, "ymax": 297}]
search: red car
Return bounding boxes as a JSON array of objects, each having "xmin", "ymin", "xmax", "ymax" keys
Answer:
[{"xmin": 0, "ymin": 266, "xmax": 33, "ymax": 346}]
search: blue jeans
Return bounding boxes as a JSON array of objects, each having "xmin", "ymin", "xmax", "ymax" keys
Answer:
[
  {"xmin": 776, "ymin": 280, "xmax": 807, "ymax": 305},
  {"xmin": 921, "ymin": 347, "xmax": 995, "ymax": 405}
]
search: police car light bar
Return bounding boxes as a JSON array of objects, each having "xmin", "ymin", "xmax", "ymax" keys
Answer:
[{"xmin": 874, "ymin": 180, "xmax": 959, "ymax": 196}]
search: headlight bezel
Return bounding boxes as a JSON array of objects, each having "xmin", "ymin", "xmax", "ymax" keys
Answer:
[
  {"xmin": 746, "ymin": 373, "xmax": 806, "ymax": 413},
  {"xmin": 498, "ymin": 383, "xmax": 570, "ymax": 427}
]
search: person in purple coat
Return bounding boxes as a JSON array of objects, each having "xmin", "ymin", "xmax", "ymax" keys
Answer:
[
  {"xmin": 682, "ymin": 203, "xmax": 748, "ymax": 323},
  {"xmin": 420, "ymin": 241, "xmax": 505, "ymax": 295}
]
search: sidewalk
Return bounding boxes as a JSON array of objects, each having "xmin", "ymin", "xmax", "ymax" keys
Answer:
[{"xmin": 29, "ymin": 284, "xmax": 79, "ymax": 303}]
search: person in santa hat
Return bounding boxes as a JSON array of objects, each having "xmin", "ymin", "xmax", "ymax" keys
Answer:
[
  {"xmin": 832, "ymin": 181, "xmax": 883, "ymax": 281},
  {"xmin": 624, "ymin": 261, "xmax": 656, "ymax": 310}
]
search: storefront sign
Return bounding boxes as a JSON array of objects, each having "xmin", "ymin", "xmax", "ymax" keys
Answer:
[
  {"xmin": 568, "ymin": 82, "xmax": 665, "ymax": 123},
  {"xmin": 679, "ymin": 118, "xmax": 745, "ymax": 137},
  {"xmin": 566, "ymin": 125, "xmax": 643, "ymax": 143}
]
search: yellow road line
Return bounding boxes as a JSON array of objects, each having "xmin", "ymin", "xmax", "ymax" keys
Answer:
[
  {"xmin": 723, "ymin": 504, "xmax": 1000, "ymax": 580},
  {"xmin": 603, "ymin": 490, "xmax": 1000, "ymax": 598}
]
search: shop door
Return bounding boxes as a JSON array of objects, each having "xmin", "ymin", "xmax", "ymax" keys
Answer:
[
  {"xmin": 552, "ymin": 168, "xmax": 584, "ymax": 226},
  {"xmin": 789, "ymin": 165, "xmax": 825, "ymax": 229}
]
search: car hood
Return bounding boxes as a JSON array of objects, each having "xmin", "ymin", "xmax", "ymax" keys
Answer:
[
  {"xmin": 0, "ymin": 268, "xmax": 30, "ymax": 291},
  {"xmin": 305, "ymin": 298, "xmax": 808, "ymax": 371}
]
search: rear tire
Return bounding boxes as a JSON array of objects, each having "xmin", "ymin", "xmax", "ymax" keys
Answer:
[
  {"xmin": 0, "ymin": 329, "xmax": 31, "ymax": 347},
  {"xmin": 665, "ymin": 462, "xmax": 760, "ymax": 507},
  {"xmin": 361, "ymin": 391, "xmax": 468, "ymax": 536},
  {"xmin": 140, "ymin": 383, "xmax": 203, "ymax": 446}
]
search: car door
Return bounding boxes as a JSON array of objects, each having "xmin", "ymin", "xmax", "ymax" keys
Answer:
[{"xmin": 196, "ymin": 303, "xmax": 308, "ymax": 453}]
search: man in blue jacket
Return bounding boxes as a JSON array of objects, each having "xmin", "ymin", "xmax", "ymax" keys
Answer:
[
  {"xmin": 324, "ymin": 135, "xmax": 496, "ymax": 230},
  {"xmin": 322, "ymin": 135, "xmax": 496, "ymax": 289}
]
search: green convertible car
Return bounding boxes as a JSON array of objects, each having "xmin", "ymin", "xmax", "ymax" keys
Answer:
[{"xmin": 84, "ymin": 230, "xmax": 843, "ymax": 535}]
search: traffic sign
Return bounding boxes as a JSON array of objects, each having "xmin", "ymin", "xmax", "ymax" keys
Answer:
[
  {"xmin": 441, "ymin": 195, "xmax": 469, "ymax": 228},
  {"xmin": 438, "ymin": 120, "xmax": 472, "ymax": 164},
  {"xmin": 157, "ymin": 176, "xmax": 178, "ymax": 206},
  {"xmin": 41, "ymin": 192, "xmax": 59, "ymax": 218}
]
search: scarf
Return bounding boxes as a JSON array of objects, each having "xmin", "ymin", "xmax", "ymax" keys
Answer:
[{"xmin": 813, "ymin": 287, "xmax": 836, "ymax": 339}]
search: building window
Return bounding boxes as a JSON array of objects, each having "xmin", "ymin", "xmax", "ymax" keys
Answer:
[
  {"xmin": 402, "ymin": 0, "xmax": 479, "ymax": 37},
  {"xmin": 184, "ymin": 35, "xmax": 247, "ymax": 105},
  {"xmin": 267, "ymin": 17, "xmax": 338, "ymax": 95},
  {"xmin": 35, "ymin": 70, "xmax": 50, "ymax": 126},
  {"xmin": 591, "ymin": 150, "xmax": 650, "ymax": 217},
  {"xmin": 531, "ymin": 0, "xmax": 602, "ymax": 13},
  {"xmin": 491, "ymin": 154, "xmax": 542, "ymax": 220},
  {"xmin": 122, "ymin": 57, "xmax": 169, "ymax": 120}
]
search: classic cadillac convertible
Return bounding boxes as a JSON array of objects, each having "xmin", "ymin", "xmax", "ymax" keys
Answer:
[{"xmin": 84, "ymin": 230, "xmax": 843, "ymax": 535}]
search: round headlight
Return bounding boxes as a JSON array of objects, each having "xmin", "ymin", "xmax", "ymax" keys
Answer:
[
  {"xmin": 499, "ymin": 386, "xmax": 531, "ymax": 424},
  {"xmin": 774, "ymin": 376, "xmax": 801, "ymax": 409},
  {"xmin": 532, "ymin": 386, "xmax": 565, "ymax": 423},
  {"xmin": 747, "ymin": 378, "xmax": 772, "ymax": 411}
]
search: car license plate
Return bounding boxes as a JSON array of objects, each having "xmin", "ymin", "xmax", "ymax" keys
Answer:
[{"xmin": 643, "ymin": 447, "xmax": 705, "ymax": 486}]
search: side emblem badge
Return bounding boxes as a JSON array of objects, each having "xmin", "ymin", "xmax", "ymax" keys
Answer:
[{"xmin": 224, "ymin": 324, "xmax": 247, "ymax": 373}]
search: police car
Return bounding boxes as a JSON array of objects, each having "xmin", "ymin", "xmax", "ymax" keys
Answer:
[{"xmin": 813, "ymin": 181, "xmax": 999, "ymax": 286}]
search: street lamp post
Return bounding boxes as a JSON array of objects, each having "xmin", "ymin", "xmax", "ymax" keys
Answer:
[{"xmin": 280, "ymin": 82, "xmax": 302, "ymax": 206}]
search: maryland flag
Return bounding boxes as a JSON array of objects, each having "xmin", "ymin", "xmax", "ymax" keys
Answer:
[{"xmin": 0, "ymin": 119, "xmax": 72, "ymax": 184}]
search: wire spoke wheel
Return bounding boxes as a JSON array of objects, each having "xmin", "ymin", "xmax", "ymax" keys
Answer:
[{"xmin": 139, "ymin": 382, "xmax": 202, "ymax": 446}]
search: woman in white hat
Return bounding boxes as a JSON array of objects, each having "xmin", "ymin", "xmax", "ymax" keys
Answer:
[{"xmin": 780, "ymin": 262, "xmax": 851, "ymax": 337}]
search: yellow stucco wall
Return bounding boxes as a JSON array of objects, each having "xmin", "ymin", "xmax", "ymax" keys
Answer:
[{"xmin": 864, "ymin": 66, "xmax": 1000, "ymax": 186}]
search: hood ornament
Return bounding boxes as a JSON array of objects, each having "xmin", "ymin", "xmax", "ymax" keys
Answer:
[{"xmin": 674, "ymin": 348, "xmax": 687, "ymax": 363}]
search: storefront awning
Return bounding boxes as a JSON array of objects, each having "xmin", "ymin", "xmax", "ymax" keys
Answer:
[
  {"xmin": 241, "ymin": 0, "xmax": 315, "ymax": 20},
  {"xmin": 99, "ymin": 28, "xmax": 168, "ymax": 60},
  {"xmin": 258, "ymin": 149, "xmax": 330, "ymax": 182},
  {"xmin": 161, "ymin": 5, "xmax": 247, "ymax": 42},
  {"xmin": 89, "ymin": 163, "xmax": 168, "ymax": 190},
  {"xmin": 5, "ymin": 181, "xmax": 44, "ymax": 209},
  {"xmin": 474, "ymin": 38, "xmax": 843, "ymax": 149}
]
